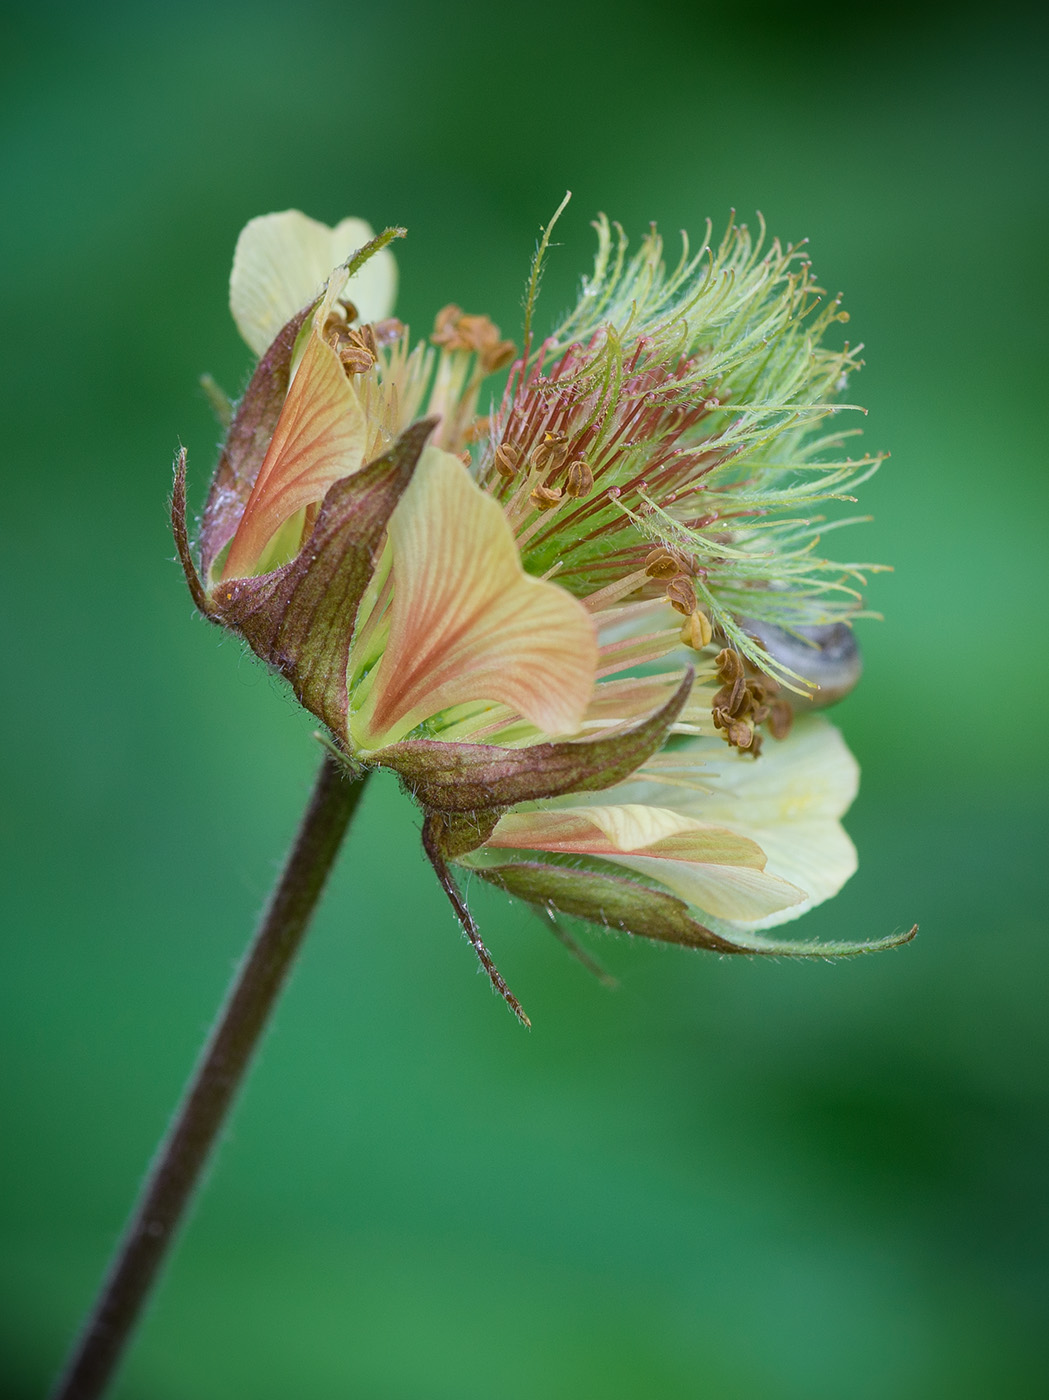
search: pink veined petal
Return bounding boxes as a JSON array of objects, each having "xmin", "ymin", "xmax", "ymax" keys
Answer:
[
  {"xmin": 484, "ymin": 805, "xmax": 806, "ymax": 923},
  {"xmin": 579, "ymin": 673, "xmax": 684, "ymax": 728},
  {"xmin": 487, "ymin": 806, "xmax": 764, "ymax": 863},
  {"xmin": 222, "ymin": 326, "xmax": 367, "ymax": 580},
  {"xmin": 352, "ymin": 448, "xmax": 598, "ymax": 747}
]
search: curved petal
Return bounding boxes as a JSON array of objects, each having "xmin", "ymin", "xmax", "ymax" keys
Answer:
[
  {"xmin": 488, "ymin": 806, "xmax": 752, "ymax": 857},
  {"xmin": 221, "ymin": 307, "xmax": 368, "ymax": 580},
  {"xmin": 484, "ymin": 804, "xmax": 805, "ymax": 923},
  {"xmin": 569, "ymin": 717, "xmax": 860, "ymax": 928},
  {"xmin": 656, "ymin": 716, "xmax": 859, "ymax": 928},
  {"xmin": 613, "ymin": 852, "xmax": 805, "ymax": 922},
  {"xmin": 351, "ymin": 448, "xmax": 598, "ymax": 748},
  {"xmin": 490, "ymin": 800, "xmax": 703, "ymax": 851},
  {"xmin": 230, "ymin": 210, "xmax": 398, "ymax": 356},
  {"xmin": 679, "ymin": 717, "xmax": 860, "ymax": 826},
  {"xmin": 725, "ymin": 819, "xmax": 857, "ymax": 928}
]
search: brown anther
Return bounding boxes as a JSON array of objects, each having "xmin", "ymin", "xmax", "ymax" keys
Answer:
[
  {"xmin": 712, "ymin": 675, "xmax": 748, "ymax": 717},
  {"xmin": 483, "ymin": 339, "xmax": 518, "ymax": 373},
  {"xmin": 370, "ymin": 317, "xmax": 405, "ymax": 347},
  {"xmin": 767, "ymin": 699, "xmax": 794, "ymax": 740},
  {"xmin": 430, "ymin": 304, "xmax": 464, "ymax": 346},
  {"xmin": 494, "ymin": 443, "xmax": 521, "ymax": 478},
  {"xmin": 644, "ymin": 547, "xmax": 681, "ymax": 579},
  {"xmin": 715, "ymin": 648, "xmax": 745, "ymax": 683},
  {"xmin": 322, "ymin": 311, "xmax": 347, "ymax": 342},
  {"xmin": 337, "ymin": 324, "xmax": 379, "ymax": 375},
  {"xmin": 456, "ymin": 313, "xmax": 496, "ymax": 348},
  {"xmin": 727, "ymin": 719, "xmax": 754, "ymax": 750},
  {"xmin": 679, "ymin": 609, "xmax": 713, "ymax": 651},
  {"xmin": 565, "ymin": 458, "xmax": 594, "ymax": 498},
  {"xmin": 664, "ymin": 574, "xmax": 697, "ymax": 616},
  {"xmin": 530, "ymin": 484, "xmax": 563, "ymax": 511},
  {"xmin": 531, "ymin": 433, "xmax": 568, "ymax": 473},
  {"xmin": 431, "ymin": 305, "xmax": 517, "ymax": 373},
  {"xmin": 337, "ymin": 299, "xmax": 360, "ymax": 323}
]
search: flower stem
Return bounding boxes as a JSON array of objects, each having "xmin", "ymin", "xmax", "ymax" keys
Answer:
[{"xmin": 50, "ymin": 754, "xmax": 370, "ymax": 1400}]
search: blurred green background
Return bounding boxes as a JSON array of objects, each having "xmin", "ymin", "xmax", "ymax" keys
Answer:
[{"xmin": 2, "ymin": 0, "xmax": 1047, "ymax": 1395}]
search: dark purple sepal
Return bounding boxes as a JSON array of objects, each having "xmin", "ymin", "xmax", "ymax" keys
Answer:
[
  {"xmin": 424, "ymin": 809, "xmax": 502, "ymax": 860},
  {"xmin": 467, "ymin": 860, "xmax": 746, "ymax": 953},
  {"xmin": 421, "ymin": 813, "xmax": 530, "ymax": 1026},
  {"xmin": 199, "ymin": 303, "xmax": 315, "ymax": 579},
  {"xmin": 376, "ymin": 669, "xmax": 694, "ymax": 814},
  {"xmin": 208, "ymin": 419, "xmax": 437, "ymax": 738},
  {"xmin": 171, "ymin": 447, "xmax": 211, "ymax": 617}
]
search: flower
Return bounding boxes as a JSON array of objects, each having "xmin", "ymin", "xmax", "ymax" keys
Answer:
[{"xmin": 173, "ymin": 203, "xmax": 913, "ymax": 1023}]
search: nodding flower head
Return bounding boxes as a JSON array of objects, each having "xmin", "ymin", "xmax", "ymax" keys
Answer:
[{"xmin": 173, "ymin": 201, "xmax": 911, "ymax": 1023}]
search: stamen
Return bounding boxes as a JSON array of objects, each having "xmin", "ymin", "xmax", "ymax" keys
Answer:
[
  {"xmin": 531, "ymin": 432, "xmax": 569, "ymax": 474},
  {"xmin": 715, "ymin": 648, "xmax": 745, "ymax": 683},
  {"xmin": 431, "ymin": 304, "xmax": 517, "ymax": 374},
  {"xmin": 565, "ymin": 458, "xmax": 594, "ymax": 498},
  {"xmin": 495, "ymin": 443, "xmax": 522, "ymax": 478},
  {"xmin": 680, "ymin": 608, "xmax": 713, "ymax": 650},
  {"xmin": 332, "ymin": 322, "xmax": 379, "ymax": 376},
  {"xmin": 644, "ymin": 547, "xmax": 684, "ymax": 579},
  {"xmin": 582, "ymin": 567, "xmax": 650, "ymax": 613},
  {"xmin": 664, "ymin": 574, "xmax": 698, "ymax": 615},
  {"xmin": 767, "ymin": 699, "xmax": 793, "ymax": 739},
  {"xmin": 529, "ymin": 483, "xmax": 563, "ymax": 511},
  {"xmin": 708, "ymin": 646, "xmax": 792, "ymax": 754}
]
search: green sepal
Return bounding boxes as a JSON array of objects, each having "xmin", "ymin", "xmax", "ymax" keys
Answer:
[
  {"xmin": 467, "ymin": 859, "xmax": 743, "ymax": 952},
  {"xmin": 468, "ymin": 859, "xmax": 917, "ymax": 957},
  {"xmin": 206, "ymin": 420, "xmax": 436, "ymax": 738},
  {"xmin": 376, "ymin": 669, "xmax": 693, "ymax": 813},
  {"xmin": 199, "ymin": 302, "xmax": 315, "ymax": 579}
]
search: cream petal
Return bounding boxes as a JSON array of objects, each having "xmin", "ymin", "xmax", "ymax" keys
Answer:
[
  {"xmin": 611, "ymin": 852, "xmax": 806, "ymax": 922},
  {"xmin": 222, "ymin": 323, "xmax": 367, "ymax": 580},
  {"xmin": 564, "ymin": 716, "xmax": 859, "ymax": 927},
  {"xmin": 600, "ymin": 717, "xmax": 858, "ymax": 825},
  {"xmin": 230, "ymin": 210, "xmax": 398, "ymax": 356},
  {"xmin": 350, "ymin": 448, "xmax": 598, "ymax": 747},
  {"xmin": 713, "ymin": 819, "xmax": 858, "ymax": 929},
  {"xmin": 683, "ymin": 717, "xmax": 860, "ymax": 826}
]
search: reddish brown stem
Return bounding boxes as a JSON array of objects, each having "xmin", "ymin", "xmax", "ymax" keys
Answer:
[{"xmin": 50, "ymin": 756, "xmax": 370, "ymax": 1400}]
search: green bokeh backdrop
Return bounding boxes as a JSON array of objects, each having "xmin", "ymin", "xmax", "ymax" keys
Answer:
[{"xmin": 2, "ymin": 1, "xmax": 1047, "ymax": 1395}]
